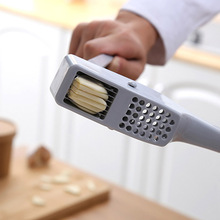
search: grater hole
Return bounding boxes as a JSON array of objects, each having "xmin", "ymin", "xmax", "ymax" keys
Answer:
[
  {"xmin": 126, "ymin": 126, "xmax": 132, "ymax": 131},
  {"xmin": 133, "ymin": 113, "xmax": 138, "ymax": 118},
  {"xmin": 139, "ymin": 100, "xmax": 145, "ymax": 105},
  {"xmin": 159, "ymin": 124, "xmax": 165, "ymax": 129},
  {"xmin": 156, "ymin": 130, "xmax": 162, "ymax": 135},
  {"xmin": 156, "ymin": 115, "xmax": 161, "ymax": 120},
  {"xmin": 166, "ymin": 113, "xmax": 171, "ymax": 117},
  {"xmin": 162, "ymin": 119, "xmax": 168, "ymax": 123},
  {"xmin": 146, "ymin": 103, "xmax": 151, "ymax": 108},
  {"xmin": 166, "ymin": 127, "xmax": 171, "ymax": 132},
  {"xmin": 136, "ymin": 106, "xmax": 142, "ymax": 112},
  {"xmin": 170, "ymin": 120, "xmax": 175, "ymax": 125},
  {"xmin": 119, "ymin": 123, "xmax": 125, "ymax": 128},
  {"xmin": 129, "ymin": 103, "xmax": 135, "ymax": 109},
  {"xmin": 122, "ymin": 116, "xmax": 128, "ymax": 122},
  {"xmin": 146, "ymin": 119, "xmax": 151, "ymax": 124},
  {"xmin": 139, "ymin": 116, "xmax": 145, "ymax": 121},
  {"xmin": 142, "ymin": 109, "xmax": 148, "ymax": 114},
  {"xmin": 159, "ymin": 109, "xmax": 164, "ymax": 114},
  {"xmin": 143, "ymin": 125, "xmax": 148, "ymax": 130},
  {"xmin": 129, "ymin": 119, "xmax": 135, "ymax": 124},
  {"xmin": 132, "ymin": 97, "xmax": 138, "ymax": 102},
  {"xmin": 154, "ymin": 136, "xmax": 159, "ymax": 141},
  {"xmin": 152, "ymin": 121, "xmax": 158, "ymax": 126},
  {"xmin": 133, "ymin": 128, "xmax": 138, "ymax": 134},
  {"xmin": 148, "ymin": 134, "xmax": 152, "ymax": 139},
  {"xmin": 162, "ymin": 134, "xmax": 167, "ymax": 139},
  {"xmin": 152, "ymin": 106, "xmax": 158, "ymax": 111},
  {"xmin": 100, "ymin": 115, "xmax": 105, "ymax": 120},
  {"xmin": 140, "ymin": 131, "xmax": 145, "ymax": 136},
  {"xmin": 149, "ymin": 112, "xmax": 155, "ymax": 117},
  {"xmin": 150, "ymin": 128, "xmax": 155, "ymax": 133},
  {"xmin": 126, "ymin": 110, "xmax": 132, "ymax": 115},
  {"xmin": 137, "ymin": 122, "xmax": 142, "ymax": 127}
]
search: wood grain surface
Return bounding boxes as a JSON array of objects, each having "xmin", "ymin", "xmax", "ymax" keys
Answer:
[
  {"xmin": 0, "ymin": 147, "xmax": 193, "ymax": 220},
  {"xmin": 0, "ymin": 148, "xmax": 110, "ymax": 220}
]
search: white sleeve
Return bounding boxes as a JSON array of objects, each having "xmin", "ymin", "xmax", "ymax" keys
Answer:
[{"xmin": 121, "ymin": 0, "xmax": 220, "ymax": 65}]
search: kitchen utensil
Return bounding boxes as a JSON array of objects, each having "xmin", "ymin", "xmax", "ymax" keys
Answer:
[{"xmin": 50, "ymin": 54, "xmax": 220, "ymax": 152}]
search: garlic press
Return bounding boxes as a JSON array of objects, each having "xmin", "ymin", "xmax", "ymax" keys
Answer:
[{"xmin": 50, "ymin": 54, "xmax": 220, "ymax": 153}]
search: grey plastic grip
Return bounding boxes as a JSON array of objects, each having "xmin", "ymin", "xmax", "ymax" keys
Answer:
[
  {"xmin": 88, "ymin": 54, "xmax": 113, "ymax": 67},
  {"xmin": 175, "ymin": 114, "xmax": 220, "ymax": 152}
]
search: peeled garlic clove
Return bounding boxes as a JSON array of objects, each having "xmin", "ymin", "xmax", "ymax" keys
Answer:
[
  {"xmin": 67, "ymin": 76, "xmax": 108, "ymax": 114},
  {"xmin": 53, "ymin": 175, "xmax": 70, "ymax": 184},
  {"xmin": 86, "ymin": 180, "xmax": 97, "ymax": 191},
  {"xmin": 38, "ymin": 183, "xmax": 52, "ymax": 191},
  {"xmin": 32, "ymin": 196, "xmax": 45, "ymax": 206},
  {"xmin": 65, "ymin": 184, "xmax": 81, "ymax": 195},
  {"xmin": 73, "ymin": 76, "xmax": 107, "ymax": 98},
  {"xmin": 40, "ymin": 175, "xmax": 52, "ymax": 183}
]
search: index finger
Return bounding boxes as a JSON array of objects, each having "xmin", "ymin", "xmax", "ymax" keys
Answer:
[{"xmin": 69, "ymin": 23, "xmax": 88, "ymax": 54}]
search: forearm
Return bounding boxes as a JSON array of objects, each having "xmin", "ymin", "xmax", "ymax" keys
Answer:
[
  {"xmin": 122, "ymin": 0, "xmax": 220, "ymax": 65},
  {"xmin": 115, "ymin": 10, "xmax": 158, "ymax": 58}
]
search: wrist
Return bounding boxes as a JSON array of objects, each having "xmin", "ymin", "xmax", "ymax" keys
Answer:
[{"xmin": 116, "ymin": 10, "xmax": 158, "ymax": 54}]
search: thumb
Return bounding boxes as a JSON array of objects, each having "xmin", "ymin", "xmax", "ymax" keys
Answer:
[
  {"xmin": 107, "ymin": 56, "xmax": 144, "ymax": 80},
  {"xmin": 108, "ymin": 56, "xmax": 120, "ymax": 73}
]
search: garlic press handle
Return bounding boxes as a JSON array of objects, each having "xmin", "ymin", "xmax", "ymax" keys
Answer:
[
  {"xmin": 88, "ymin": 54, "xmax": 113, "ymax": 67},
  {"xmin": 175, "ymin": 114, "xmax": 220, "ymax": 152}
]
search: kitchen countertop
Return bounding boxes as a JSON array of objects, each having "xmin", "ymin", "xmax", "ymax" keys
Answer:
[
  {"xmin": 5, "ymin": 147, "xmax": 193, "ymax": 220},
  {"xmin": 174, "ymin": 46, "xmax": 220, "ymax": 71},
  {"xmin": 0, "ymin": 0, "xmax": 124, "ymax": 29},
  {"xmin": 0, "ymin": 0, "xmax": 219, "ymax": 71}
]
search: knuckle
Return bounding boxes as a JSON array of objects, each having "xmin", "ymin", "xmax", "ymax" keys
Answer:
[
  {"xmin": 120, "ymin": 29, "xmax": 136, "ymax": 42},
  {"xmin": 82, "ymin": 21, "xmax": 101, "ymax": 38},
  {"xmin": 86, "ymin": 20, "xmax": 100, "ymax": 31},
  {"xmin": 100, "ymin": 20, "xmax": 115, "ymax": 30},
  {"xmin": 83, "ymin": 41, "xmax": 96, "ymax": 54},
  {"xmin": 74, "ymin": 22, "xmax": 88, "ymax": 32}
]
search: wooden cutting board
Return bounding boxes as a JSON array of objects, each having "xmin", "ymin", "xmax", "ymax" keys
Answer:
[{"xmin": 0, "ymin": 149, "xmax": 110, "ymax": 220}]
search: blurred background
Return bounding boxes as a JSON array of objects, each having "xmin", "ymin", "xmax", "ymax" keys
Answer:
[{"xmin": 0, "ymin": 0, "xmax": 220, "ymax": 219}]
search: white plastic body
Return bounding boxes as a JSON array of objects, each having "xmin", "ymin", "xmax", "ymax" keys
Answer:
[{"xmin": 50, "ymin": 55, "xmax": 220, "ymax": 152}]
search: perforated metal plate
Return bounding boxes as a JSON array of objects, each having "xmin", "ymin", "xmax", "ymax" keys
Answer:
[{"xmin": 118, "ymin": 96, "xmax": 177, "ymax": 144}]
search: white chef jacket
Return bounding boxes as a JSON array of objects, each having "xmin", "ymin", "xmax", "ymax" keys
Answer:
[{"xmin": 121, "ymin": 0, "xmax": 220, "ymax": 65}]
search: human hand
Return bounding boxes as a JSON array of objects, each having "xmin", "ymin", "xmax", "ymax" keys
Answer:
[{"xmin": 69, "ymin": 10, "xmax": 158, "ymax": 80}]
